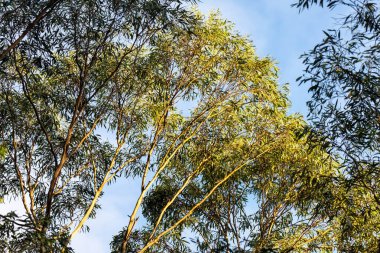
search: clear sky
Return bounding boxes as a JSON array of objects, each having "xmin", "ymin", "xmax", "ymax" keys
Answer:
[{"xmin": 71, "ymin": 1, "xmax": 337, "ymax": 252}]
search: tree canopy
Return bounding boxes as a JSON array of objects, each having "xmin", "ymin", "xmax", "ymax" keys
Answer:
[
  {"xmin": 294, "ymin": 0, "xmax": 380, "ymax": 251},
  {"xmin": 1, "ymin": 1, "xmax": 379, "ymax": 252},
  {"xmin": 294, "ymin": 0, "xmax": 380, "ymax": 166}
]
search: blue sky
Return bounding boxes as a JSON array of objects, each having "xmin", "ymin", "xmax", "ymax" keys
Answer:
[
  {"xmin": 71, "ymin": 1, "xmax": 337, "ymax": 252},
  {"xmin": 198, "ymin": 0, "xmax": 337, "ymax": 116}
]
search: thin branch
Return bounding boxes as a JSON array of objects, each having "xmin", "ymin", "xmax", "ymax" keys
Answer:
[
  {"xmin": 0, "ymin": 0, "xmax": 62, "ymax": 61},
  {"xmin": 149, "ymin": 157, "xmax": 211, "ymax": 239},
  {"xmin": 138, "ymin": 144, "xmax": 277, "ymax": 253}
]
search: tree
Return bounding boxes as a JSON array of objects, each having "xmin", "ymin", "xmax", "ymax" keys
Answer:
[
  {"xmin": 0, "ymin": 0, "xmax": 196, "ymax": 252},
  {"xmin": 166, "ymin": 116, "xmax": 339, "ymax": 253},
  {"xmin": 0, "ymin": 0, "xmax": 196, "ymax": 63},
  {"xmin": 294, "ymin": 0, "xmax": 380, "ymax": 251},
  {"xmin": 110, "ymin": 12, "xmax": 293, "ymax": 253},
  {"xmin": 109, "ymin": 13, "xmax": 341, "ymax": 253},
  {"xmin": 0, "ymin": 0, "xmax": 62, "ymax": 61},
  {"xmin": 0, "ymin": 2, "xmax": 348, "ymax": 253}
]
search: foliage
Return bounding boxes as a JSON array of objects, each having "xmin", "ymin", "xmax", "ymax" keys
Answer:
[
  {"xmin": 108, "ymin": 12, "xmax": 344, "ymax": 253},
  {"xmin": 294, "ymin": 0, "xmax": 380, "ymax": 251},
  {"xmin": 0, "ymin": 0, "xmax": 196, "ymax": 63},
  {"xmin": 0, "ymin": 0, "xmax": 196, "ymax": 252},
  {"xmin": 111, "ymin": 11, "xmax": 292, "ymax": 252},
  {"xmin": 138, "ymin": 115, "xmax": 341, "ymax": 253},
  {"xmin": 294, "ymin": 0, "xmax": 380, "ymax": 168},
  {"xmin": 1, "ymin": 1, "xmax": 369, "ymax": 252}
]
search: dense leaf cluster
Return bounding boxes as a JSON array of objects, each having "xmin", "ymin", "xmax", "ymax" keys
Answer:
[{"xmin": 295, "ymin": 0, "xmax": 380, "ymax": 251}]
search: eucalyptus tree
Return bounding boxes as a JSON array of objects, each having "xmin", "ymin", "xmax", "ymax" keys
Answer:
[
  {"xmin": 0, "ymin": 2, "xmax": 353, "ymax": 253},
  {"xmin": 109, "ymin": 12, "xmax": 290, "ymax": 253},
  {"xmin": 109, "ymin": 13, "xmax": 340, "ymax": 253},
  {"xmin": 118, "ymin": 116, "xmax": 341, "ymax": 253},
  {"xmin": 294, "ymin": 0, "xmax": 380, "ymax": 192},
  {"xmin": 0, "ymin": 0, "xmax": 196, "ymax": 64},
  {"xmin": 294, "ymin": 0, "xmax": 380, "ymax": 251},
  {"xmin": 0, "ymin": 0, "xmax": 196, "ymax": 251},
  {"xmin": 0, "ymin": 0, "xmax": 62, "ymax": 61},
  {"xmin": 1, "ymin": 7, "xmax": 296, "ymax": 251},
  {"xmin": 294, "ymin": 0, "xmax": 380, "ymax": 178}
]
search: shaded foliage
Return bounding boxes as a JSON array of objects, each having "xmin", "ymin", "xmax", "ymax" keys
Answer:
[{"xmin": 294, "ymin": 0, "xmax": 380, "ymax": 251}]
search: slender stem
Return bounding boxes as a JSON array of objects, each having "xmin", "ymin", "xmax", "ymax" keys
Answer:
[{"xmin": 138, "ymin": 144, "xmax": 276, "ymax": 253}]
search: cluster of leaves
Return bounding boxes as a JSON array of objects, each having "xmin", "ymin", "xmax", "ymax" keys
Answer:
[
  {"xmin": 137, "ymin": 115, "xmax": 342, "ymax": 253},
  {"xmin": 294, "ymin": 0, "xmax": 380, "ymax": 167},
  {"xmin": 294, "ymin": 0, "xmax": 380, "ymax": 251}
]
